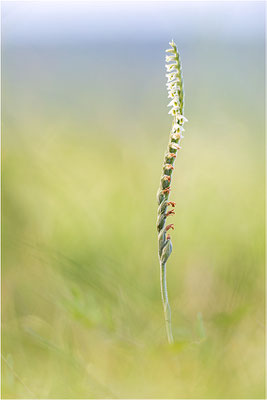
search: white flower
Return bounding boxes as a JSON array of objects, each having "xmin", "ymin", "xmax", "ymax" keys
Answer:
[
  {"xmin": 168, "ymin": 85, "xmax": 181, "ymax": 93},
  {"xmin": 169, "ymin": 39, "xmax": 175, "ymax": 47},
  {"xmin": 171, "ymin": 132, "xmax": 180, "ymax": 140},
  {"xmin": 169, "ymin": 142, "xmax": 181, "ymax": 151},
  {"xmin": 176, "ymin": 114, "xmax": 188, "ymax": 122},
  {"xmin": 167, "ymin": 98, "xmax": 179, "ymax": 108},
  {"xmin": 165, "ymin": 63, "xmax": 177, "ymax": 72},
  {"xmin": 166, "ymin": 80, "xmax": 180, "ymax": 90},
  {"xmin": 168, "ymin": 90, "xmax": 179, "ymax": 98},
  {"xmin": 168, "ymin": 107, "xmax": 179, "ymax": 115},
  {"xmin": 166, "ymin": 85, "xmax": 180, "ymax": 94},
  {"xmin": 165, "ymin": 48, "xmax": 175, "ymax": 53},
  {"xmin": 173, "ymin": 123, "xmax": 185, "ymax": 132},
  {"xmin": 166, "ymin": 72, "xmax": 178, "ymax": 83},
  {"xmin": 171, "ymin": 132, "xmax": 184, "ymax": 141},
  {"xmin": 165, "ymin": 55, "xmax": 177, "ymax": 63}
]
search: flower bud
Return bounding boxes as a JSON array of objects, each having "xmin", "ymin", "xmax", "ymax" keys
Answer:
[{"xmin": 160, "ymin": 238, "xmax": 173, "ymax": 264}]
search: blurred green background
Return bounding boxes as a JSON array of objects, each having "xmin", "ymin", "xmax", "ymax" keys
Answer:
[{"xmin": 1, "ymin": 1, "xmax": 265, "ymax": 399}]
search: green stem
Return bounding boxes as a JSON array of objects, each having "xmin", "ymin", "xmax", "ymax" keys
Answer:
[{"xmin": 160, "ymin": 262, "xmax": 174, "ymax": 344}]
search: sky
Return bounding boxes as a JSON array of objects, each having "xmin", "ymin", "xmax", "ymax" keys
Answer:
[{"xmin": 2, "ymin": 1, "xmax": 265, "ymax": 44}]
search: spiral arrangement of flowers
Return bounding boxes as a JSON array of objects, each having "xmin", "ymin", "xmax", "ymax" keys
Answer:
[{"xmin": 156, "ymin": 40, "xmax": 188, "ymax": 343}]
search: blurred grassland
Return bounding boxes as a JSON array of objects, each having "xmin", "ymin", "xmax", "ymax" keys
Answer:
[{"xmin": 2, "ymin": 39, "xmax": 265, "ymax": 399}]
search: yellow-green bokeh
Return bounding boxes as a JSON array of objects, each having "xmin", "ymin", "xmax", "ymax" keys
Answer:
[{"xmin": 2, "ymin": 2, "xmax": 265, "ymax": 399}]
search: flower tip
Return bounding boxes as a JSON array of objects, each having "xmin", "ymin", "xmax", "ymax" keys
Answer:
[
  {"xmin": 166, "ymin": 223, "xmax": 175, "ymax": 231},
  {"xmin": 166, "ymin": 209, "xmax": 175, "ymax": 217}
]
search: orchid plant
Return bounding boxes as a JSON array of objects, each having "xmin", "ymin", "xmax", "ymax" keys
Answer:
[{"xmin": 156, "ymin": 40, "xmax": 188, "ymax": 344}]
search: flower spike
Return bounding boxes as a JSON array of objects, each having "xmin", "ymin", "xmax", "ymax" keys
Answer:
[{"xmin": 156, "ymin": 40, "xmax": 188, "ymax": 344}]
